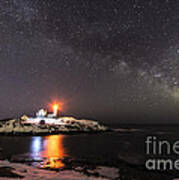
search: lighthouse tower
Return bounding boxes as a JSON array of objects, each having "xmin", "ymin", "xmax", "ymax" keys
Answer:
[
  {"xmin": 47, "ymin": 103, "xmax": 60, "ymax": 118},
  {"xmin": 53, "ymin": 104, "xmax": 59, "ymax": 117}
]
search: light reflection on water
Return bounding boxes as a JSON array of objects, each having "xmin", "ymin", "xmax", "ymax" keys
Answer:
[
  {"xmin": 31, "ymin": 137, "xmax": 43, "ymax": 158},
  {"xmin": 30, "ymin": 135, "xmax": 66, "ymax": 169}
]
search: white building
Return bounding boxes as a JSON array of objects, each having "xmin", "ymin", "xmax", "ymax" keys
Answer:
[{"xmin": 22, "ymin": 105, "xmax": 99, "ymax": 127}]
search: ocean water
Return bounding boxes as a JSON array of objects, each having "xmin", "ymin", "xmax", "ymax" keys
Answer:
[
  {"xmin": 0, "ymin": 127, "xmax": 145, "ymax": 164},
  {"xmin": 0, "ymin": 124, "xmax": 179, "ymax": 179}
]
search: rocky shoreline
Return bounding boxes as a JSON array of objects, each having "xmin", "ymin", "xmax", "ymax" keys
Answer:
[
  {"xmin": 0, "ymin": 118, "xmax": 108, "ymax": 135},
  {"xmin": 0, "ymin": 159, "xmax": 120, "ymax": 180},
  {"xmin": 0, "ymin": 156, "xmax": 175, "ymax": 180}
]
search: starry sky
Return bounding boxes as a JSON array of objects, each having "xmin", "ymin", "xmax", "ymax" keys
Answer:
[{"xmin": 0, "ymin": 0, "xmax": 179, "ymax": 123}]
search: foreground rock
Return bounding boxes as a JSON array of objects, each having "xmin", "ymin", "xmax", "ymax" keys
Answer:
[
  {"xmin": 0, "ymin": 160, "xmax": 111, "ymax": 180},
  {"xmin": 0, "ymin": 117, "xmax": 108, "ymax": 135},
  {"xmin": 0, "ymin": 157, "xmax": 174, "ymax": 180}
]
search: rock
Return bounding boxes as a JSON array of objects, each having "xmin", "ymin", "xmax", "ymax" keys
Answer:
[
  {"xmin": 0, "ymin": 166, "xmax": 24, "ymax": 179},
  {"xmin": 0, "ymin": 117, "xmax": 108, "ymax": 135},
  {"xmin": 95, "ymin": 166, "xmax": 119, "ymax": 179},
  {"xmin": 0, "ymin": 160, "xmax": 108, "ymax": 180}
]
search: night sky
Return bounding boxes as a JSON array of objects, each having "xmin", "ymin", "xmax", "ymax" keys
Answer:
[{"xmin": 0, "ymin": 0, "xmax": 179, "ymax": 123}]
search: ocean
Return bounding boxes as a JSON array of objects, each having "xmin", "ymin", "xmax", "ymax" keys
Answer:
[{"xmin": 0, "ymin": 124, "xmax": 179, "ymax": 179}]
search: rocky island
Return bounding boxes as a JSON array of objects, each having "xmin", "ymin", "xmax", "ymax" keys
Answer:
[
  {"xmin": 0, "ymin": 106, "xmax": 108, "ymax": 135},
  {"xmin": 0, "ymin": 117, "xmax": 108, "ymax": 135}
]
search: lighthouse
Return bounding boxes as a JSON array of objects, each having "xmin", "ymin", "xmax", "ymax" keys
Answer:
[
  {"xmin": 24, "ymin": 102, "xmax": 64, "ymax": 124},
  {"xmin": 51, "ymin": 103, "xmax": 60, "ymax": 117}
]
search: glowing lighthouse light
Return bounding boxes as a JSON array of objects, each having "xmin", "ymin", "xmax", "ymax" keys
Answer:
[{"xmin": 52, "ymin": 103, "xmax": 60, "ymax": 117}]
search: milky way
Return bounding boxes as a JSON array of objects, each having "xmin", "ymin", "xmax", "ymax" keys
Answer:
[{"xmin": 0, "ymin": 0, "xmax": 179, "ymax": 123}]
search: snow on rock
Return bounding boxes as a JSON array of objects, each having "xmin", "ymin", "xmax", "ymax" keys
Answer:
[
  {"xmin": 0, "ymin": 117, "xmax": 108, "ymax": 135},
  {"xmin": 0, "ymin": 160, "xmax": 109, "ymax": 180}
]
